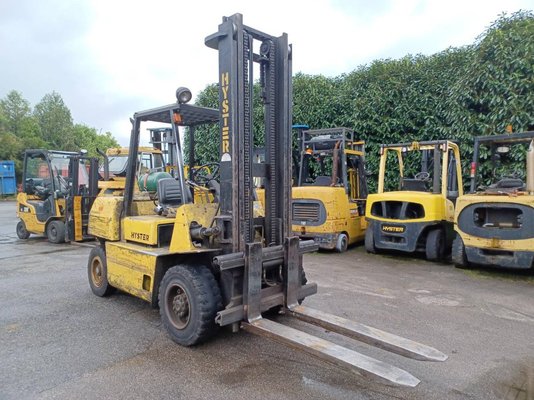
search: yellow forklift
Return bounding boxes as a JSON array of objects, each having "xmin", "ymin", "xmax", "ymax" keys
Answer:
[
  {"xmin": 453, "ymin": 131, "xmax": 534, "ymax": 269},
  {"xmin": 86, "ymin": 14, "xmax": 446, "ymax": 386},
  {"xmin": 292, "ymin": 127, "xmax": 368, "ymax": 252},
  {"xmin": 16, "ymin": 149, "xmax": 99, "ymax": 243},
  {"xmin": 97, "ymin": 146, "xmax": 167, "ymax": 196},
  {"xmin": 365, "ymin": 140, "xmax": 463, "ymax": 261}
]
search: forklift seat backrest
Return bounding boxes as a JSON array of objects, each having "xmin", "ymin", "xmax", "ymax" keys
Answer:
[
  {"xmin": 157, "ymin": 178, "xmax": 182, "ymax": 207},
  {"xmin": 401, "ymin": 179, "xmax": 428, "ymax": 192},
  {"xmin": 314, "ymin": 176, "xmax": 332, "ymax": 186}
]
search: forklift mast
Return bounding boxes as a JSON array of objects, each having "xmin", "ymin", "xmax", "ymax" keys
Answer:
[{"xmin": 206, "ymin": 13, "xmax": 292, "ymax": 254}]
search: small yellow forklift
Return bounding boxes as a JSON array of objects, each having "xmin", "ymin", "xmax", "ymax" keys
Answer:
[
  {"xmin": 292, "ymin": 127, "xmax": 368, "ymax": 252},
  {"xmin": 86, "ymin": 14, "xmax": 446, "ymax": 387},
  {"xmin": 453, "ymin": 131, "xmax": 534, "ymax": 269},
  {"xmin": 16, "ymin": 149, "xmax": 99, "ymax": 243},
  {"xmin": 365, "ymin": 140, "xmax": 463, "ymax": 261}
]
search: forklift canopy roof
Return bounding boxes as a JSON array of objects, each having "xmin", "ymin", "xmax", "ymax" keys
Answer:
[{"xmin": 133, "ymin": 103, "xmax": 219, "ymax": 126}]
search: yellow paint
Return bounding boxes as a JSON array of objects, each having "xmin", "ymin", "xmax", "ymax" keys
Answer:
[
  {"xmin": 105, "ymin": 241, "xmax": 159, "ymax": 302},
  {"xmin": 169, "ymin": 203, "xmax": 220, "ymax": 253},
  {"xmin": 291, "ymin": 186, "xmax": 367, "ymax": 245},
  {"xmin": 106, "ymin": 147, "xmax": 162, "ymax": 156},
  {"xmin": 366, "ymin": 191, "xmax": 453, "ymax": 223},
  {"xmin": 369, "ymin": 141, "xmax": 463, "ymax": 226},
  {"xmin": 455, "ymin": 193, "xmax": 534, "ymax": 252},
  {"xmin": 74, "ymin": 196, "xmax": 82, "ymax": 241},
  {"xmin": 88, "ymin": 196, "xmax": 123, "ymax": 240},
  {"xmin": 123, "ymin": 215, "xmax": 172, "ymax": 245}
]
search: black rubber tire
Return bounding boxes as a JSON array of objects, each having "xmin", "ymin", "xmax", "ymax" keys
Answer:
[
  {"xmin": 159, "ymin": 265, "xmax": 222, "ymax": 346},
  {"xmin": 16, "ymin": 220, "xmax": 30, "ymax": 239},
  {"xmin": 88, "ymin": 246, "xmax": 115, "ymax": 297},
  {"xmin": 452, "ymin": 235, "xmax": 471, "ymax": 269},
  {"xmin": 364, "ymin": 225, "xmax": 376, "ymax": 253},
  {"xmin": 335, "ymin": 233, "xmax": 349, "ymax": 253},
  {"xmin": 425, "ymin": 228, "xmax": 445, "ymax": 261},
  {"xmin": 46, "ymin": 220, "xmax": 65, "ymax": 244}
]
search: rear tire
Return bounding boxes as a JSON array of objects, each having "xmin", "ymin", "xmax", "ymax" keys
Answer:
[
  {"xmin": 452, "ymin": 235, "xmax": 471, "ymax": 269},
  {"xmin": 16, "ymin": 220, "xmax": 30, "ymax": 239},
  {"xmin": 335, "ymin": 233, "xmax": 348, "ymax": 253},
  {"xmin": 364, "ymin": 226, "xmax": 376, "ymax": 253},
  {"xmin": 426, "ymin": 228, "xmax": 445, "ymax": 261},
  {"xmin": 159, "ymin": 265, "xmax": 222, "ymax": 346},
  {"xmin": 46, "ymin": 220, "xmax": 65, "ymax": 244},
  {"xmin": 88, "ymin": 246, "xmax": 115, "ymax": 297}
]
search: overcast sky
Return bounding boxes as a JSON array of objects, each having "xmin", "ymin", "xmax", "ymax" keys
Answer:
[{"xmin": 0, "ymin": 0, "xmax": 530, "ymax": 145}]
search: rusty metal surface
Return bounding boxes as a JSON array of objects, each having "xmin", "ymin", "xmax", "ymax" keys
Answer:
[
  {"xmin": 242, "ymin": 318, "xmax": 421, "ymax": 387},
  {"xmin": 289, "ymin": 305, "xmax": 447, "ymax": 362}
]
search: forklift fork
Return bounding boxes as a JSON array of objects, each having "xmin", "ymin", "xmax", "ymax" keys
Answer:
[{"xmin": 240, "ymin": 237, "xmax": 446, "ymax": 387}]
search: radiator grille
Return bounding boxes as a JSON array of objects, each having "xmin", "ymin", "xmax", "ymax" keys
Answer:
[{"xmin": 292, "ymin": 202, "xmax": 320, "ymax": 222}]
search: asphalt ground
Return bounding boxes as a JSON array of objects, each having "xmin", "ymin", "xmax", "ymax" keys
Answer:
[{"xmin": 1, "ymin": 200, "xmax": 533, "ymax": 400}]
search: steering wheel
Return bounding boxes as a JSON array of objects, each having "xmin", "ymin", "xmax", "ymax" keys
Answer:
[
  {"xmin": 191, "ymin": 163, "xmax": 220, "ymax": 185},
  {"xmin": 414, "ymin": 171, "xmax": 430, "ymax": 181},
  {"xmin": 34, "ymin": 185, "xmax": 50, "ymax": 199},
  {"xmin": 502, "ymin": 171, "xmax": 520, "ymax": 179}
]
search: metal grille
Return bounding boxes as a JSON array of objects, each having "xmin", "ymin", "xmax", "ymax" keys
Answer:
[{"xmin": 292, "ymin": 202, "xmax": 320, "ymax": 222}]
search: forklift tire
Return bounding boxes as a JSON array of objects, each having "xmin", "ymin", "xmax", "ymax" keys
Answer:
[
  {"xmin": 46, "ymin": 220, "xmax": 65, "ymax": 244},
  {"xmin": 425, "ymin": 228, "xmax": 445, "ymax": 261},
  {"xmin": 88, "ymin": 246, "xmax": 115, "ymax": 297},
  {"xmin": 335, "ymin": 233, "xmax": 349, "ymax": 253},
  {"xmin": 364, "ymin": 227, "xmax": 376, "ymax": 254},
  {"xmin": 159, "ymin": 264, "xmax": 222, "ymax": 346},
  {"xmin": 16, "ymin": 221, "xmax": 30, "ymax": 239},
  {"xmin": 452, "ymin": 235, "xmax": 471, "ymax": 269}
]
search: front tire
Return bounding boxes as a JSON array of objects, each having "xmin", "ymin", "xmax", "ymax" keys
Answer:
[
  {"xmin": 16, "ymin": 220, "xmax": 30, "ymax": 239},
  {"xmin": 88, "ymin": 246, "xmax": 115, "ymax": 297},
  {"xmin": 46, "ymin": 220, "xmax": 65, "ymax": 244},
  {"xmin": 335, "ymin": 233, "xmax": 349, "ymax": 253},
  {"xmin": 159, "ymin": 265, "xmax": 222, "ymax": 346},
  {"xmin": 425, "ymin": 228, "xmax": 445, "ymax": 261}
]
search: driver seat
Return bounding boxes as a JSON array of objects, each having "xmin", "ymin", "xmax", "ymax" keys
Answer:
[
  {"xmin": 401, "ymin": 178, "xmax": 428, "ymax": 192},
  {"xmin": 157, "ymin": 178, "xmax": 182, "ymax": 208}
]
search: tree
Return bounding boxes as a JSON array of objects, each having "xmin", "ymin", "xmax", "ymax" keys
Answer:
[
  {"xmin": 71, "ymin": 124, "xmax": 119, "ymax": 158},
  {"xmin": 33, "ymin": 91, "xmax": 74, "ymax": 149}
]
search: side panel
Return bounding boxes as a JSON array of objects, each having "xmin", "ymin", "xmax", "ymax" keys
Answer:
[
  {"xmin": 17, "ymin": 192, "xmax": 47, "ymax": 234},
  {"xmin": 88, "ymin": 196, "xmax": 122, "ymax": 240},
  {"xmin": 169, "ymin": 203, "xmax": 220, "ymax": 253},
  {"xmin": 105, "ymin": 242, "xmax": 157, "ymax": 302}
]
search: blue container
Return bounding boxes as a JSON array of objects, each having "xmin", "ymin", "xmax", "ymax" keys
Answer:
[{"xmin": 0, "ymin": 161, "xmax": 16, "ymax": 195}]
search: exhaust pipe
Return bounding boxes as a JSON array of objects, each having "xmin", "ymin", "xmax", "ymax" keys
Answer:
[{"xmin": 527, "ymin": 140, "xmax": 534, "ymax": 194}]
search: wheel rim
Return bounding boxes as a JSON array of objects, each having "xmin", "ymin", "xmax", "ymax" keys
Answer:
[
  {"xmin": 17, "ymin": 223, "xmax": 25, "ymax": 236},
  {"xmin": 165, "ymin": 283, "xmax": 191, "ymax": 330},
  {"xmin": 49, "ymin": 225, "xmax": 57, "ymax": 239},
  {"xmin": 342, "ymin": 236, "xmax": 347, "ymax": 251},
  {"xmin": 91, "ymin": 256, "xmax": 104, "ymax": 288}
]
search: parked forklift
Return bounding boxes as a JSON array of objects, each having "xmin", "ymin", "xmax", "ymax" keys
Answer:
[
  {"xmin": 292, "ymin": 127, "xmax": 368, "ymax": 252},
  {"xmin": 86, "ymin": 14, "xmax": 446, "ymax": 387},
  {"xmin": 453, "ymin": 131, "xmax": 534, "ymax": 269},
  {"xmin": 16, "ymin": 149, "xmax": 99, "ymax": 243},
  {"xmin": 97, "ymin": 146, "xmax": 167, "ymax": 196},
  {"xmin": 365, "ymin": 140, "xmax": 463, "ymax": 261}
]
